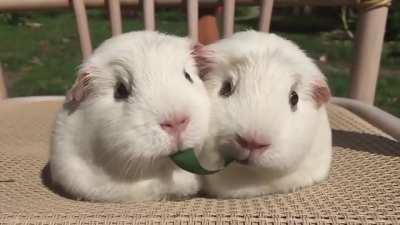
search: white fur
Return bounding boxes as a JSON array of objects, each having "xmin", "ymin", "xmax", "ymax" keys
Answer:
[
  {"xmin": 202, "ymin": 31, "xmax": 332, "ymax": 198},
  {"xmin": 50, "ymin": 31, "xmax": 210, "ymax": 202}
]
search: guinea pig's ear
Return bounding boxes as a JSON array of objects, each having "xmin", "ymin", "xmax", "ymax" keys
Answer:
[
  {"xmin": 191, "ymin": 43, "xmax": 216, "ymax": 79},
  {"xmin": 66, "ymin": 71, "xmax": 92, "ymax": 105},
  {"xmin": 311, "ymin": 79, "xmax": 331, "ymax": 108}
]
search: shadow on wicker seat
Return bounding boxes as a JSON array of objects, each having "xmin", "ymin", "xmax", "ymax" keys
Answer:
[
  {"xmin": 332, "ymin": 129, "xmax": 400, "ymax": 156},
  {"xmin": 40, "ymin": 163, "xmax": 77, "ymax": 200}
]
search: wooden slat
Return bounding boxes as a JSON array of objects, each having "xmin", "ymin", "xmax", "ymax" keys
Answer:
[
  {"xmin": 187, "ymin": 0, "xmax": 199, "ymax": 42},
  {"xmin": 258, "ymin": 0, "xmax": 274, "ymax": 32},
  {"xmin": 223, "ymin": 0, "xmax": 235, "ymax": 38},
  {"xmin": 349, "ymin": 6, "xmax": 389, "ymax": 104},
  {"xmin": 143, "ymin": 0, "xmax": 155, "ymax": 30},
  {"xmin": 108, "ymin": 0, "xmax": 122, "ymax": 36},
  {"xmin": 72, "ymin": 0, "xmax": 92, "ymax": 59},
  {"xmin": 0, "ymin": 64, "xmax": 7, "ymax": 100}
]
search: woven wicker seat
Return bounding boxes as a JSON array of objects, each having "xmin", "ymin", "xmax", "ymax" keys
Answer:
[
  {"xmin": 0, "ymin": 99, "xmax": 399, "ymax": 224},
  {"xmin": 0, "ymin": 1, "xmax": 399, "ymax": 224}
]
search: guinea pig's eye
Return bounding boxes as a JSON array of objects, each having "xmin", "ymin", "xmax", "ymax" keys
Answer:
[
  {"xmin": 114, "ymin": 82, "xmax": 130, "ymax": 99},
  {"xmin": 219, "ymin": 79, "xmax": 234, "ymax": 97},
  {"xmin": 289, "ymin": 91, "xmax": 299, "ymax": 107},
  {"xmin": 184, "ymin": 71, "xmax": 193, "ymax": 83}
]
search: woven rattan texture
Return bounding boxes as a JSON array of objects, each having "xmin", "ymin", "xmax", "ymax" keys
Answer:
[{"xmin": 0, "ymin": 100, "xmax": 399, "ymax": 225}]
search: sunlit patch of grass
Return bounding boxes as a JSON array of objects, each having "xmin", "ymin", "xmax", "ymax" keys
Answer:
[{"xmin": 0, "ymin": 9, "xmax": 398, "ymax": 116}]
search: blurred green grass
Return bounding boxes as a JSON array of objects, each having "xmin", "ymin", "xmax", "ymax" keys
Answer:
[{"xmin": 0, "ymin": 9, "xmax": 399, "ymax": 116}]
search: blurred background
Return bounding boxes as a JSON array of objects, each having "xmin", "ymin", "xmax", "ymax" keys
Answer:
[{"xmin": 0, "ymin": 3, "xmax": 399, "ymax": 116}]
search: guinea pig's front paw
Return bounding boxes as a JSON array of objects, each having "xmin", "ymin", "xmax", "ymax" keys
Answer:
[
  {"xmin": 127, "ymin": 179, "xmax": 168, "ymax": 202},
  {"xmin": 169, "ymin": 170, "xmax": 201, "ymax": 198}
]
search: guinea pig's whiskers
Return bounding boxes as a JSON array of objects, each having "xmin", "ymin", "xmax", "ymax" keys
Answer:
[
  {"xmin": 124, "ymin": 156, "xmax": 142, "ymax": 178},
  {"xmin": 124, "ymin": 155, "xmax": 140, "ymax": 178},
  {"xmin": 130, "ymin": 122, "xmax": 156, "ymax": 130},
  {"xmin": 134, "ymin": 153, "xmax": 146, "ymax": 178},
  {"xmin": 138, "ymin": 98, "xmax": 160, "ymax": 116},
  {"xmin": 124, "ymin": 99, "xmax": 159, "ymax": 117},
  {"xmin": 219, "ymin": 109, "xmax": 237, "ymax": 131},
  {"xmin": 100, "ymin": 117, "xmax": 155, "ymax": 131}
]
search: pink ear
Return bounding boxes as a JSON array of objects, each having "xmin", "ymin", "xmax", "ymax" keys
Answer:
[
  {"xmin": 191, "ymin": 43, "xmax": 215, "ymax": 79},
  {"xmin": 312, "ymin": 79, "xmax": 331, "ymax": 107},
  {"xmin": 66, "ymin": 72, "xmax": 92, "ymax": 104}
]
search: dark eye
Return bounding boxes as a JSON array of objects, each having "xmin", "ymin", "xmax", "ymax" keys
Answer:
[
  {"xmin": 219, "ymin": 79, "xmax": 234, "ymax": 97},
  {"xmin": 289, "ymin": 91, "xmax": 299, "ymax": 107},
  {"xmin": 184, "ymin": 71, "xmax": 193, "ymax": 83},
  {"xmin": 115, "ymin": 82, "xmax": 130, "ymax": 99}
]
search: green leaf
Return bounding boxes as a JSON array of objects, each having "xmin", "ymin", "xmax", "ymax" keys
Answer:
[{"xmin": 169, "ymin": 148, "xmax": 234, "ymax": 175}]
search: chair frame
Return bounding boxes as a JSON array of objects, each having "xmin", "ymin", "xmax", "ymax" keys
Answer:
[{"xmin": 0, "ymin": 0, "xmax": 399, "ymax": 140}]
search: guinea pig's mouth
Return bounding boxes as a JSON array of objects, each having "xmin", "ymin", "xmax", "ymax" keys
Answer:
[
  {"xmin": 169, "ymin": 142, "xmax": 203, "ymax": 156},
  {"xmin": 237, "ymin": 158, "xmax": 250, "ymax": 165},
  {"xmin": 236, "ymin": 152, "xmax": 262, "ymax": 165},
  {"xmin": 219, "ymin": 136, "xmax": 270, "ymax": 165},
  {"xmin": 167, "ymin": 137, "xmax": 184, "ymax": 154},
  {"xmin": 234, "ymin": 146, "xmax": 270, "ymax": 165}
]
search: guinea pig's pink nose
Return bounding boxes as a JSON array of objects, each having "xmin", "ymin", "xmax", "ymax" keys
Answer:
[
  {"xmin": 236, "ymin": 135, "xmax": 270, "ymax": 151},
  {"xmin": 160, "ymin": 115, "xmax": 190, "ymax": 136}
]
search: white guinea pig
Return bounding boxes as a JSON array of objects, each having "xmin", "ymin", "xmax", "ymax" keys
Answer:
[
  {"xmin": 50, "ymin": 31, "xmax": 210, "ymax": 202},
  {"xmin": 201, "ymin": 31, "xmax": 332, "ymax": 198}
]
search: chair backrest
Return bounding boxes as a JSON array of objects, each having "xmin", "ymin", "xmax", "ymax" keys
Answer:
[
  {"xmin": 71, "ymin": 0, "xmax": 275, "ymax": 59},
  {"xmin": 0, "ymin": 65, "xmax": 6, "ymax": 100},
  {"xmin": 0, "ymin": 0, "xmax": 391, "ymax": 105}
]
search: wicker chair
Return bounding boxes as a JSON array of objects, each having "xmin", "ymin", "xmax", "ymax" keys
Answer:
[{"xmin": 0, "ymin": 1, "xmax": 399, "ymax": 224}]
